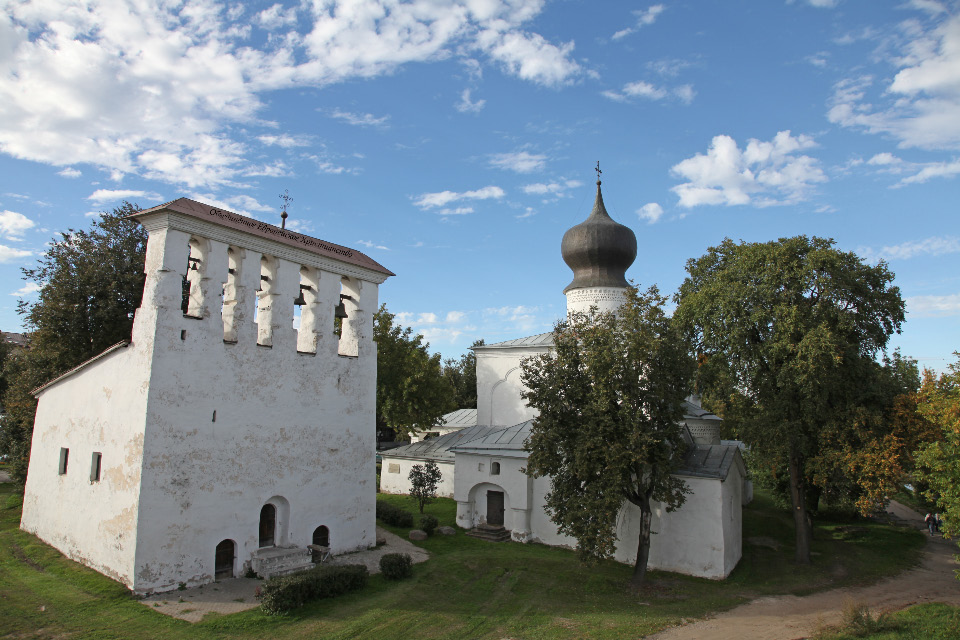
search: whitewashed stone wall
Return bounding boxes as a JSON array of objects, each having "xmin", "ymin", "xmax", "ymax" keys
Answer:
[
  {"xmin": 378, "ymin": 457, "xmax": 455, "ymax": 499},
  {"xmin": 21, "ymin": 200, "xmax": 389, "ymax": 594},
  {"xmin": 475, "ymin": 349, "xmax": 545, "ymax": 427}
]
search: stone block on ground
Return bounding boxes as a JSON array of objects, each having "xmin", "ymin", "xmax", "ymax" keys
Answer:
[
  {"xmin": 438, "ymin": 526, "xmax": 456, "ymax": 536},
  {"xmin": 408, "ymin": 529, "xmax": 428, "ymax": 541}
]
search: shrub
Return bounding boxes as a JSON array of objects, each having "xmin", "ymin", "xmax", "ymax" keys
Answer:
[
  {"xmin": 379, "ymin": 553, "xmax": 412, "ymax": 580},
  {"xmin": 420, "ymin": 514, "xmax": 438, "ymax": 536},
  {"xmin": 258, "ymin": 564, "xmax": 368, "ymax": 615},
  {"xmin": 409, "ymin": 460, "xmax": 442, "ymax": 513},
  {"xmin": 376, "ymin": 500, "xmax": 414, "ymax": 528}
]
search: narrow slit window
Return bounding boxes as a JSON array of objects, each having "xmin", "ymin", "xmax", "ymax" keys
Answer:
[
  {"xmin": 58, "ymin": 447, "xmax": 69, "ymax": 475},
  {"xmin": 90, "ymin": 452, "xmax": 102, "ymax": 482}
]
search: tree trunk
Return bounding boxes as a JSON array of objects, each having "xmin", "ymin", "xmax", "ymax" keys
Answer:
[
  {"xmin": 788, "ymin": 450, "xmax": 812, "ymax": 564},
  {"xmin": 631, "ymin": 495, "xmax": 653, "ymax": 586}
]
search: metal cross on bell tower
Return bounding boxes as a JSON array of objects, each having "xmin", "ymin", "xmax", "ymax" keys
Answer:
[
  {"xmin": 279, "ymin": 189, "xmax": 293, "ymax": 229},
  {"xmin": 595, "ymin": 161, "xmax": 602, "ymax": 184}
]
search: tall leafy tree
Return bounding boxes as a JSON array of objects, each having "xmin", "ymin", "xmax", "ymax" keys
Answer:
[
  {"xmin": 442, "ymin": 339, "xmax": 484, "ymax": 409},
  {"xmin": 675, "ymin": 236, "xmax": 904, "ymax": 564},
  {"xmin": 521, "ymin": 285, "xmax": 694, "ymax": 585},
  {"xmin": 915, "ymin": 355, "xmax": 960, "ymax": 556},
  {"xmin": 0, "ymin": 203, "xmax": 147, "ymax": 485},
  {"xmin": 374, "ymin": 305, "xmax": 455, "ymax": 442}
]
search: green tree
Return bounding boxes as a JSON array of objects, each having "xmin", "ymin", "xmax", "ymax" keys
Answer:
[
  {"xmin": 915, "ymin": 355, "xmax": 960, "ymax": 552},
  {"xmin": 0, "ymin": 203, "xmax": 147, "ymax": 485},
  {"xmin": 442, "ymin": 339, "xmax": 484, "ymax": 409},
  {"xmin": 675, "ymin": 236, "xmax": 904, "ymax": 564},
  {"xmin": 521, "ymin": 285, "xmax": 694, "ymax": 585},
  {"xmin": 374, "ymin": 305, "xmax": 455, "ymax": 442},
  {"xmin": 409, "ymin": 460, "xmax": 442, "ymax": 514}
]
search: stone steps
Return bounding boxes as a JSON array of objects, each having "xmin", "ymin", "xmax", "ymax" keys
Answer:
[
  {"xmin": 250, "ymin": 546, "xmax": 314, "ymax": 579},
  {"xmin": 466, "ymin": 525, "xmax": 512, "ymax": 543}
]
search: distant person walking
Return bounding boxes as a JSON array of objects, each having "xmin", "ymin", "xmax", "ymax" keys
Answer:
[
  {"xmin": 925, "ymin": 513, "xmax": 936, "ymax": 536},
  {"xmin": 935, "ymin": 513, "xmax": 943, "ymax": 534}
]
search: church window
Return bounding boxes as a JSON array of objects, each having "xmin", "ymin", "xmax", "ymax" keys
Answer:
[
  {"xmin": 222, "ymin": 247, "xmax": 241, "ymax": 342},
  {"xmin": 90, "ymin": 452, "xmax": 102, "ymax": 482},
  {"xmin": 184, "ymin": 237, "xmax": 207, "ymax": 319},
  {"xmin": 259, "ymin": 504, "xmax": 277, "ymax": 547},
  {"xmin": 491, "ymin": 462, "xmax": 500, "ymax": 475},
  {"xmin": 58, "ymin": 448, "xmax": 69, "ymax": 475}
]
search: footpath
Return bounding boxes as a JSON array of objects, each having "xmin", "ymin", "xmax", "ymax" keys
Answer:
[{"xmin": 649, "ymin": 501, "xmax": 960, "ymax": 640}]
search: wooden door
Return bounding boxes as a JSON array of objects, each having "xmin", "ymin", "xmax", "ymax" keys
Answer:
[
  {"xmin": 487, "ymin": 490, "xmax": 505, "ymax": 526},
  {"xmin": 215, "ymin": 540, "xmax": 234, "ymax": 579},
  {"xmin": 259, "ymin": 504, "xmax": 276, "ymax": 547}
]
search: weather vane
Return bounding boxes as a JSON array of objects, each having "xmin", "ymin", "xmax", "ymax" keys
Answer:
[
  {"xmin": 279, "ymin": 189, "xmax": 293, "ymax": 229},
  {"xmin": 595, "ymin": 161, "xmax": 602, "ymax": 183}
]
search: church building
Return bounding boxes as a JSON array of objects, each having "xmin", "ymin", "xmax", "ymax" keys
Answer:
[
  {"xmin": 381, "ymin": 178, "xmax": 748, "ymax": 579},
  {"xmin": 20, "ymin": 198, "xmax": 392, "ymax": 594}
]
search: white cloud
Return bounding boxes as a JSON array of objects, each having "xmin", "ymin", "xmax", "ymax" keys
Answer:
[
  {"xmin": 0, "ymin": 0, "xmax": 577, "ymax": 188},
  {"xmin": 0, "ymin": 244, "xmax": 32, "ymax": 263},
  {"xmin": 806, "ymin": 0, "xmax": 837, "ymax": 7},
  {"xmin": 898, "ymin": 159, "xmax": 960, "ymax": 184},
  {"xmin": 516, "ymin": 207, "xmax": 536, "ymax": 219},
  {"xmin": 445, "ymin": 311, "xmax": 466, "ymax": 323},
  {"xmin": 418, "ymin": 313, "xmax": 439, "ymax": 324},
  {"xmin": 413, "ymin": 186, "xmax": 505, "ymax": 209},
  {"xmin": 455, "ymin": 89, "xmax": 486, "ymax": 113},
  {"xmin": 907, "ymin": 292, "xmax": 960, "ymax": 316},
  {"xmin": 603, "ymin": 80, "xmax": 694, "ymax": 104},
  {"xmin": 258, "ymin": 134, "xmax": 312, "ymax": 148},
  {"xmin": 11, "ymin": 282, "xmax": 42, "ymax": 297},
  {"xmin": 357, "ymin": 239, "xmax": 390, "ymax": 250},
  {"xmin": 637, "ymin": 202, "xmax": 664, "ymax": 224},
  {"xmin": 611, "ymin": 5, "xmax": 666, "ymax": 40},
  {"xmin": 860, "ymin": 236, "xmax": 960, "ymax": 262},
  {"xmin": 489, "ymin": 151, "xmax": 546, "ymax": 173},
  {"xmin": 909, "ymin": 0, "xmax": 948, "ymax": 15},
  {"xmin": 867, "ymin": 152, "xmax": 902, "ymax": 165},
  {"xmin": 57, "ymin": 167, "xmax": 81, "ymax": 178},
  {"xmin": 438, "ymin": 207, "xmax": 474, "ymax": 215},
  {"xmin": 329, "ymin": 109, "xmax": 389, "ymax": 128},
  {"xmin": 647, "ymin": 58, "xmax": 693, "ymax": 77},
  {"xmin": 671, "ymin": 131, "xmax": 827, "ymax": 208},
  {"xmin": 522, "ymin": 179, "xmax": 582, "ymax": 198},
  {"xmin": 828, "ymin": 14, "xmax": 960, "ymax": 150},
  {"xmin": 0, "ymin": 210, "xmax": 36, "ymax": 240},
  {"xmin": 87, "ymin": 189, "xmax": 162, "ymax": 205}
]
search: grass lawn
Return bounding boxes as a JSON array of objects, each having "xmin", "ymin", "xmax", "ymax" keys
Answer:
[
  {"xmin": 0, "ymin": 484, "xmax": 929, "ymax": 639},
  {"xmin": 816, "ymin": 603, "xmax": 960, "ymax": 639}
]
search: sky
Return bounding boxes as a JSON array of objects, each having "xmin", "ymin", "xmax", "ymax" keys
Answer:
[{"xmin": 0, "ymin": 0, "xmax": 958, "ymax": 370}]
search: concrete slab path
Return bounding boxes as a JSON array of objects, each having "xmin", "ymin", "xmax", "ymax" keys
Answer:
[{"xmin": 141, "ymin": 526, "xmax": 429, "ymax": 623}]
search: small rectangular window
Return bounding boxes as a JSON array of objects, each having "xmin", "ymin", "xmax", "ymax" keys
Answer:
[
  {"xmin": 90, "ymin": 452, "xmax": 102, "ymax": 482},
  {"xmin": 58, "ymin": 447, "xmax": 69, "ymax": 475}
]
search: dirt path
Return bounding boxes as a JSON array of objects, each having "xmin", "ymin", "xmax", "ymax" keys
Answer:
[{"xmin": 649, "ymin": 502, "xmax": 960, "ymax": 640}]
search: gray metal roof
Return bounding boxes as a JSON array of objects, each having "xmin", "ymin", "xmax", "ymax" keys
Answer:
[
  {"xmin": 449, "ymin": 420, "xmax": 533, "ymax": 454},
  {"xmin": 676, "ymin": 443, "xmax": 744, "ymax": 480},
  {"xmin": 379, "ymin": 424, "xmax": 501, "ymax": 462},
  {"xmin": 440, "ymin": 408, "xmax": 477, "ymax": 428},
  {"xmin": 681, "ymin": 400, "xmax": 721, "ymax": 422},
  {"xmin": 475, "ymin": 332, "xmax": 555, "ymax": 350}
]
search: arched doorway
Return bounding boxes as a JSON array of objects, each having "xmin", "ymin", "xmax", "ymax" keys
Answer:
[
  {"xmin": 259, "ymin": 504, "xmax": 276, "ymax": 547},
  {"xmin": 215, "ymin": 539, "xmax": 235, "ymax": 579},
  {"xmin": 312, "ymin": 525, "xmax": 329, "ymax": 547}
]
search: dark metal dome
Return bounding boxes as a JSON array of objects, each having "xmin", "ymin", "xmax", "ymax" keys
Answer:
[{"xmin": 561, "ymin": 181, "xmax": 637, "ymax": 294}]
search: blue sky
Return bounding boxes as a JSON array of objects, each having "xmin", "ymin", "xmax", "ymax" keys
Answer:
[{"xmin": 1, "ymin": 0, "xmax": 958, "ymax": 370}]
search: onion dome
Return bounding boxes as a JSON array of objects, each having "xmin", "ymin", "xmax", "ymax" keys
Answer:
[{"xmin": 561, "ymin": 180, "xmax": 637, "ymax": 293}]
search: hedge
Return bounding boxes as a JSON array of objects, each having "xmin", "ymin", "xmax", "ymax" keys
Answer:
[
  {"xmin": 379, "ymin": 553, "xmax": 413, "ymax": 580},
  {"xmin": 258, "ymin": 564, "xmax": 369, "ymax": 615}
]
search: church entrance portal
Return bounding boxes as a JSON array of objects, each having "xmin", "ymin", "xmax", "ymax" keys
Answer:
[
  {"xmin": 259, "ymin": 504, "xmax": 276, "ymax": 547},
  {"xmin": 487, "ymin": 490, "xmax": 505, "ymax": 526},
  {"xmin": 215, "ymin": 539, "xmax": 235, "ymax": 579}
]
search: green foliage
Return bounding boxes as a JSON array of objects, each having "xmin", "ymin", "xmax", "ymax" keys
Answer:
[
  {"xmin": 420, "ymin": 514, "xmax": 438, "ymax": 535},
  {"xmin": 409, "ymin": 460, "xmax": 442, "ymax": 513},
  {"xmin": 0, "ymin": 203, "xmax": 146, "ymax": 485},
  {"xmin": 375, "ymin": 500, "xmax": 415, "ymax": 528},
  {"xmin": 258, "ymin": 564, "xmax": 368, "ymax": 615},
  {"xmin": 374, "ymin": 305, "xmax": 455, "ymax": 442},
  {"xmin": 521, "ymin": 285, "xmax": 694, "ymax": 584},
  {"xmin": 675, "ymin": 236, "xmax": 905, "ymax": 562},
  {"xmin": 915, "ymin": 355, "xmax": 960, "ymax": 551},
  {"xmin": 378, "ymin": 553, "xmax": 413, "ymax": 580},
  {"xmin": 442, "ymin": 339, "xmax": 484, "ymax": 409}
]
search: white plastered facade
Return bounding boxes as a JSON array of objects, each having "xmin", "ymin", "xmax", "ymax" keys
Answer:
[{"xmin": 21, "ymin": 199, "xmax": 391, "ymax": 594}]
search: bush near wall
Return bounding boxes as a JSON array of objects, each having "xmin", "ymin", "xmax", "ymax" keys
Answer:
[
  {"xmin": 379, "ymin": 553, "xmax": 413, "ymax": 580},
  {"xmin": 420, "ymin": 514, "xmax": 438, "ymax": 535},
  {"xmin": 258, "ymin": 564, "xmax": 369, "ymax": 615},
  {"xmin": 376, "ymin": 500, "xmax": 414, "ymax": 528}
]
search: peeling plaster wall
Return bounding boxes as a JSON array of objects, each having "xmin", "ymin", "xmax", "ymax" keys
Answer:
[
  {"xmin": 21, "ymin": 345, "xmax": 149, "ymax": 588},
  {"xmin": 378, "ymin": 457, "xmax": 455, "ymax": 498}
]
